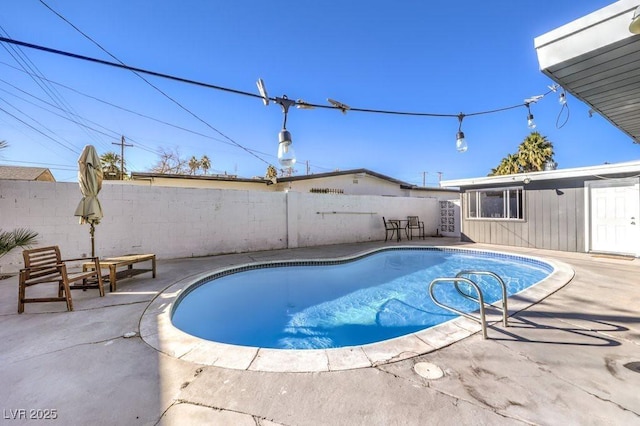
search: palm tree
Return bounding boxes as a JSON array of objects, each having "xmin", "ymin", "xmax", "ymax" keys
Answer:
[
  {"xmin": 489, "ymin": 132, "xmax": 556, "ymax": 176},
  {"xmin": 490, "ymin": 153, "xmax": 521, "ymax": 176},
  {"xmin": 0, "ymin": 228, "xmax": 38, "ymax": 260},
  {"xmin": 188, "ymin": 156, "xmax": 201, "ymax": 175},
  {"xmin": 517, "ymin": 132, "xmax": 554, "ymax": 172},
  {"xmin": 100, "ymin": 152, "xmax": 124, "ymax": 180},
  {"xmin": 200, "ymin": 155, "xmax": 211, "ymax": 175}
]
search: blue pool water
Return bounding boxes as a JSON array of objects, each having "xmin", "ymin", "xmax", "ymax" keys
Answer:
[{"xmin": 171, "ymin": 248, "xmax": 552, "ymax": 349}]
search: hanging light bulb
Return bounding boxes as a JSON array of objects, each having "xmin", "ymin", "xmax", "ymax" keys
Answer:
[
  {"xmin": 558, "ymin": 91, "xmax": 567, "ymax": 105},
  {"xmin": 526, "ymin": 103, "xmax": 536, "ymax": 129},
  {"xmin": 456, "ymin": 113, "xmax": 468, "ymax": 152},
  {"xmin": 275, "ymin": 96, "xmax": 297, "ymax": 168},
  {"xmin": 277, "ymin": 129, "xmax": 296, "ymax": 167},
  {"xmin": 527, "ymin": 114, "xmax": 536, "ymax": 129}
]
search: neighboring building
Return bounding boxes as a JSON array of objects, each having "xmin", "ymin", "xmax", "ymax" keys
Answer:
[
  {"xmin": 441, "ymin": 160, "xmax": 640, "ymax": 257},
  {"xmin": 130, "ymin": 168, "xmax": 457, "ymax": 199},
  {"xmin": 129, "ymin": 172, "xmax": 267, "ymax": 191},
  {"xmin": 0, "ymin": 166, "xmax": 55, "ymax": 182},
  {"xmin": 130, "ymin": 168, "xmax": 462, "ymax": 238},
  {"xmin": 274, "ymin": 169, "xmax": 455, "ymax": 199}
]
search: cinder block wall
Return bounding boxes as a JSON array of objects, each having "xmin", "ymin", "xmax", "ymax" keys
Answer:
[{"xmin": 0, "ymin": 181, "xmax": 440, "ymax": 273}]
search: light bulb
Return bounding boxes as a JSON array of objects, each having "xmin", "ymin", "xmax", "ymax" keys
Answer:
[
  {"xmin": 277, "ymin": 129, "xmax": 296, "ymax": 167},
  {"xmin": 527, "ymin": 113, "xmax": 536, "ymax": 129},
  {"xmin": 559, "ymin": 92, "xmax": 566, "ymax": 105},
  {"xmin": 455, "ymin": 131, "xmax": 468, "ymax": 153}
]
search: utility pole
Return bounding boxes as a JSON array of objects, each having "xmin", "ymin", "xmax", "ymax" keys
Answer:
[
  {"xmin": 437, "ymin": 172, "xmax": 443, "ymax": 185},
  {"xmin": 422, "ymin": 171, "xmax": 428, "ymax": 187},
  {"xmin": 112, "ymin": 135, "xmax": 133, "ymax": 180}
]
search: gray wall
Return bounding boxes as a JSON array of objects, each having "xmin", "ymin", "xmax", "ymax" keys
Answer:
[{"xmin": 460, "ymin": 179, "xmax": 585, "ymax": 252}]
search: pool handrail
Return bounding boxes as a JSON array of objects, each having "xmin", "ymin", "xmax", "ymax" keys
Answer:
[
  {"xmin": 428, "ymin": 277, "xmax": 488, "ymax": 339},
  {"xmin": 454, "ymin": 270, "xmax": 509, "ymax": 328}
]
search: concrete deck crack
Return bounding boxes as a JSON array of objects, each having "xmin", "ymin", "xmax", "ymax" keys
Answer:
[
  {"xmin": 493, "ymin": 335, "xmax": 640, "ymax": 419},
  {"xmin": 5, "ymin": 334, "xmax": 139, "ymax": 365},
  {"xmin": 166, "ymin": 400, "xmax": 291, "ymax": 426},
  {"xmin": 375, "ymin": 364, "xmax": 535, "ymax": 425}
]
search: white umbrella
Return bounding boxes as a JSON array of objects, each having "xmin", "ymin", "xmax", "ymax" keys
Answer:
[{"xmin": 74, "ymin": 145, "xmax": 104, "ymax": 257}]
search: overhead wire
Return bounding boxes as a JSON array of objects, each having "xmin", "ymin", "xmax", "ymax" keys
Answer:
[
  {"xmin": 0, "ymin": 60, "xmax": 280, "ymax": 161},
  {"xmin": 0, "ymin": 25, "xmax": 108, "ymax": 152},
  {"xmin": 0, "ymin": 60, "xmax": 277, "ymax": 167},
  {"xmin": 37, "ymin": 0, "xmax": 272, "ymax": 166},
  {"xmin": 0, "ymin": 103, "xmax": 80, "ymax": 154}
]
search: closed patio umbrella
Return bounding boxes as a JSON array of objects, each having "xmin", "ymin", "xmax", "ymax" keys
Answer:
[{"xmin": 74, "ymin": 145, "xmax": 104, "ymax": 258}]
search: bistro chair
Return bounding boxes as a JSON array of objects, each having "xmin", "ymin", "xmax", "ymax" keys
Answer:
[
  {"xmin": 382, "ymin": 217, "xmax": 400, "ymax": 242},
  {"xmin": 406, "ymin": 216, "xmax": 425, "ymax": 240}
]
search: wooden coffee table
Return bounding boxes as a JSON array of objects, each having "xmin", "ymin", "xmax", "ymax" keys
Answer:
[{"xmin": 83, "ymin": 254, "xmax": 156, "ymax": 292}]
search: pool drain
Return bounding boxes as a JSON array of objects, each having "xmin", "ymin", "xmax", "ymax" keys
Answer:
[
  {"xmin": 624, "ymin": 362, "xmax": 640, "ymax": 373},
  {"xmin": 414, "ymin": 362, "xmax": 444, "ymax": 380}
]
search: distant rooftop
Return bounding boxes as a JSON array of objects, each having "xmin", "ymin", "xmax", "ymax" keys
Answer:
[{"xmin": 0, "ymin": 165, "xmax": 55, "ymax": 182}]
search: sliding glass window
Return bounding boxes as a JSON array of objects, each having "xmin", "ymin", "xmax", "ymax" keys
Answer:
[{"xmin": 467, "ymin": 187, "xmax": 523, "ymax": 220}]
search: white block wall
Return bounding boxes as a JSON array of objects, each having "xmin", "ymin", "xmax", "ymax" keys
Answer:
[{"xmin": 0, "ymin": 181, "xmax": 440, "ymax": 273}]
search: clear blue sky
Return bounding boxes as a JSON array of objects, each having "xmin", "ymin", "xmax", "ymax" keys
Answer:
[{"xmin": 1, "ymin": 1, "xmax": 638, "ymax": 184}]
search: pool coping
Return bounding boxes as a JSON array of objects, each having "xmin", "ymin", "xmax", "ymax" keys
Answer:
[{"xmin": 139, "ymin": 246, "xmax": 575, "ymax": 373}]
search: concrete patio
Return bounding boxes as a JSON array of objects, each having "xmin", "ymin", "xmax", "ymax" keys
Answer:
[{"xmin": 1, "ymin": 238, "xmax": 639, "ymax": 425}]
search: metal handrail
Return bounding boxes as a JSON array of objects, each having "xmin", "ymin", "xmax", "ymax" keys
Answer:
[
  {"xmin": 455, "ymin": 270, "xmax": 509, "ymax": 328},
  {"xmin": 429, "ymin": 277, "xmax": 488, "ymax": 339}
]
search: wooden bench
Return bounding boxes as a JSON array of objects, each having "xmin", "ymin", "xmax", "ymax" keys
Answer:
[
  {"xmin": 19, "ymin": 246, "xmax": 105, "ymax": 313},
  {"xmin": 83, "ymin": 254, "xmax": 156, "ymax": 292}
]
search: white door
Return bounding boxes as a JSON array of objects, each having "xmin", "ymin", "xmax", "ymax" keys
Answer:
[{"xmin": 588, "ymin": 179, "xmax": 640, "ymax": 255}]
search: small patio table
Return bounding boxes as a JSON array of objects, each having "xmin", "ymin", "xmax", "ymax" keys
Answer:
[
  {"xmin": 82, "ymin": 254, "xmax": 156, "ymax": 292},
  {"xmin": 389, "ymin": 219, "xmax": 410, "ymax": 240}
]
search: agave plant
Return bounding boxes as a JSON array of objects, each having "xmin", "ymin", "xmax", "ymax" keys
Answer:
[{"xmin": 0, "ymin": 228, "xmax": 39, "ymax": 260}]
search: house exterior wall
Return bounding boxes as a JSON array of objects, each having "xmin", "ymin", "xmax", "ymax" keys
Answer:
[
  {"xmin": 276, "ymin": 174, "xmax": 406, "ymax": 196},
  {"xmin": 0, "ymin": 180, "xmax": 442, "ymax": 273},
  {"xmin": 459, "ymin": 179, "xmax": 585, "ymax": 252}
]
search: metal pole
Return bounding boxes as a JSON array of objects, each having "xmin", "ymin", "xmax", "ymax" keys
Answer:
[
  {"xmin": 90, "ymin": 223, "xmax": 95, "ymax": 258},
  {"xmin": 112, "ymin": 135, "xmax": 132, "ymax": 180}
]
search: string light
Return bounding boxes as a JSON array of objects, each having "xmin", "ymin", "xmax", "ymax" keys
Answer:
[
  {"xmin": 455, "ymin": 113, "xmax": 468, "ymax": 153},
  {"xmin": 526, "ymin": 103, "xmax": 536, "ymax": 129},
  {"xmin": 275, "ymin": 95, "xmax": 296, "ymax": 168},
  {"xmin": 558, "ymin": 91, "xmax": 567, "ymax": 105},
  {"xmin": 0, "ymin": 36, "xmax": 569, "ymax": 160}
]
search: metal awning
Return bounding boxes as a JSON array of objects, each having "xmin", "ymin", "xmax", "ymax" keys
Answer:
[{"xmin": 535, "ymin": 0, "xmax": 640, "ymax": 143}]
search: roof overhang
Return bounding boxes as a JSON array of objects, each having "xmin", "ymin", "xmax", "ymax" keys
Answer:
[
  {"xmin": 440, "ymin": 159, "xmax": 640, "ymax": 187},
  {"xmin": 535, "ymin": 0, "xmax": 640, "ymax": 143}
]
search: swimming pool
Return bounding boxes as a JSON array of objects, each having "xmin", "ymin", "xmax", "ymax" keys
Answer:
[{"xmin": 171, "ymin": 247, "xmax": 553, "ymax": 350}]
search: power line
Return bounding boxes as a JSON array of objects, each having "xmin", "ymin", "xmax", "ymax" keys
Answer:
[
  {"xmin": 0, "ymin": 25, "xmax": 108, "ymax": 151},
  {"xmin": 0, "ymin": 60, "xmax": 276, "ymax": 159},
  {"xmin": 0, "ymin": 103, "xmax": 80, "ymax": 154},
  {"xmin": 36, "ymin": 0, "xmax": 272, "ymax": 166},
  {"xmin": 0, "ymin": 158, "xmax": 77, "ymax": 171}
]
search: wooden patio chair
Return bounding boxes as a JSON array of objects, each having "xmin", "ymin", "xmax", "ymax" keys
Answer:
[
  {"xmin": 383, "ymin": 217, "xmax": 400, "ymax": 242},
  {"xmin": 18, "ymin": 246, "xmax": 105, "ymax": 313},
  {"xmin": 406, "ymin": 216, "xmax": 425, "ymax": 240}
]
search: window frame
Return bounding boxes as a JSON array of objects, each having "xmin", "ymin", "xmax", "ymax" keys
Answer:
[{"xmin": 466, "ymin": 187, "xmax": 525, "ymax": 221}]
